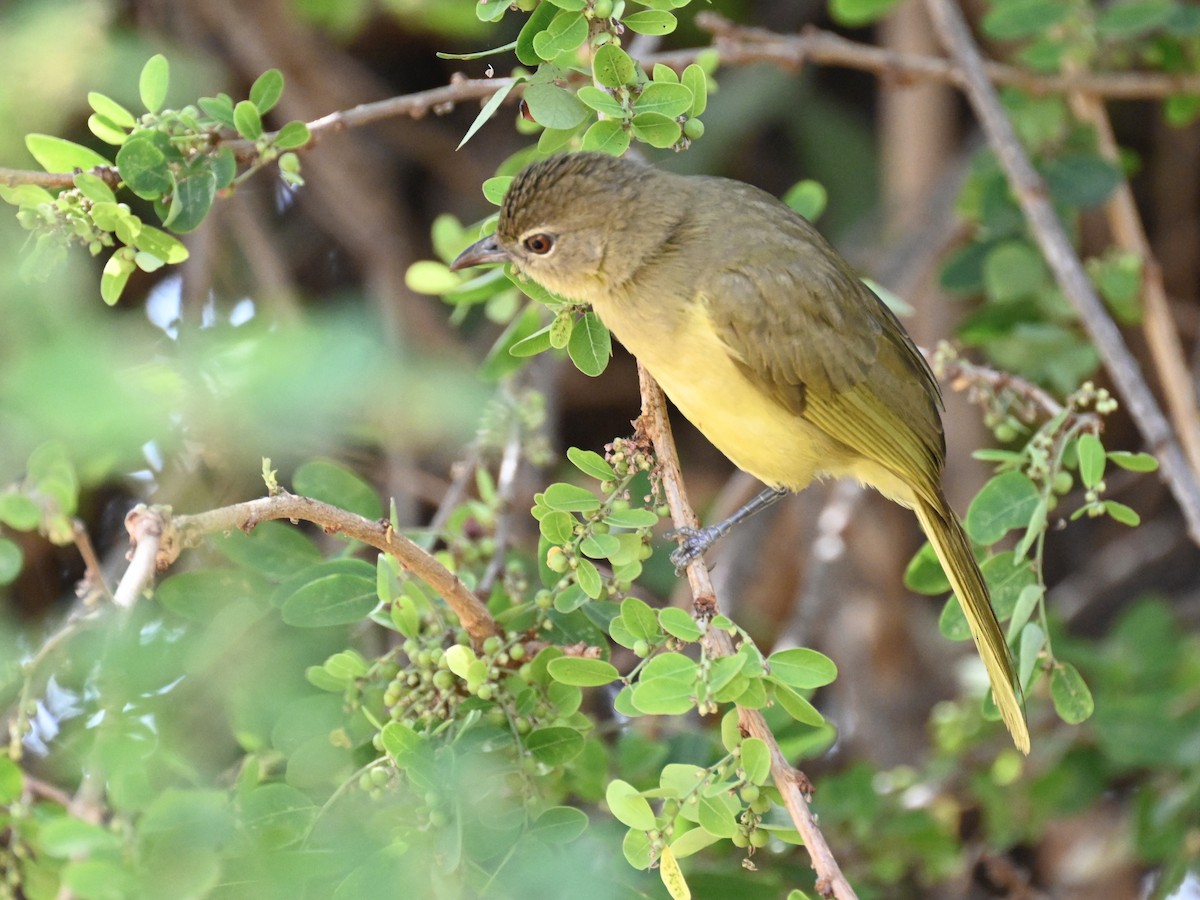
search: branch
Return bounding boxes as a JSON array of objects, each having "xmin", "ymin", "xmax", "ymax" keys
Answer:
[
  {"xmin": 126, "ymin": 493, "xmax": 500, "ymax": 645},
  {"xmin": 924, "ymin": 0, "xmax": 1200, "ymax": 546},
  {"xmin": 635, "ymin": 362, "xmax": 858, "ymax": 900}
]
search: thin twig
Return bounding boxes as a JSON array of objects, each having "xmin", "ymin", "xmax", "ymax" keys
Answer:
[
  {"xmin": 635, "ymin": 361, "xmax": 857, "ymax": 900},
  {"xmin": 131, "ymin": 493, "xmax": 500, "ymax": 645},
  {"xmin": 113, "ymin": 506, "xmax": 163, "ymax": 609},
  {"xmin": 71, "ymin": 519, "xmax": 111, "ymax": 602},
  {"xmin": 924, "ymin": 0, "xmax": 1200, "ymax": 546}
]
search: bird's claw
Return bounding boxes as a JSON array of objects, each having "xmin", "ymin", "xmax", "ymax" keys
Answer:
[{"xmin": 665, "ymin": 525, "xmax": 722, "ymax": 573}]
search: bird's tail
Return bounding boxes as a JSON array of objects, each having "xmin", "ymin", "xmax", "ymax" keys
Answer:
[{"xmin": 914, "ymin": 491, "xmax": 1030, "ymax": 754}]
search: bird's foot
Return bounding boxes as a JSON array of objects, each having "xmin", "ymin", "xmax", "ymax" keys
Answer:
[{"xmin": 665, "ymin": 525, "xmax": 724, "ymax": 573}]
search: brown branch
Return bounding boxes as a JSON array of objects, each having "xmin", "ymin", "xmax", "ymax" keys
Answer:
[
  {"xmin": 127, "ymin": 493, "xmax": 499, "ymax": 645},
  {"xmin": 635, "ymin": 362, "xmax": 857, "ymax": 900},
  {"xmin": 114, "ymin": 506, "xmax": 164, "ymax": 608},
  {"xmin": 71, "ymin": 518, "xmax": 111, "ymax": 602},
  {"xmin": 1063, "ymin": 85, "xmax": 1200, "ymax": 477},
  {"xmin": 924, "ymin": 0, "xmax": 1200, "ymax": 546}
]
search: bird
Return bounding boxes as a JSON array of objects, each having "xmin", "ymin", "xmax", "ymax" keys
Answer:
[{"xmin": 451, "ymin": 151, "xmax": 1030, "ymax": 754}]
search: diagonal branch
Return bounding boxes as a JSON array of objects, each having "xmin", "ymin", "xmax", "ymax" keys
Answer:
[
  {"xmin": 635, "ymin": 362, "xmax": 858, "ymax": 900},
  {"xmin": 924, "ymin": 0, "xmax": 1200, "ymax": 546}
]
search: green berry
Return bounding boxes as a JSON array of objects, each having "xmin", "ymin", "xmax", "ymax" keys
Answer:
[
  {"xmin": 749, "ymin": 828, "xmax": 769, "ymax": 848},
  {"xmin": 682, "ymin": 118, "xmax": 705, "ymax": 140},
  {"xmin": 740, "ymin": 785, "xmax": 760, "ymax": 804}
]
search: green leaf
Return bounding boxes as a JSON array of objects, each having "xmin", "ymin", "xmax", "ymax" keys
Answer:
[
  {"xmin": 630, "ymin": 112, "xmax": 681, "ymax": 149},
  {"xmin": 567, "ymin": 447, "xmax": 616, "ymax": 481},
  {"xmin": 982, "ymin": 0, "xmax": 1069, "ymax": 39},
  {"xmin": 593, "ymin": 44, "xmax": 638, "ymax": 88},
  {"xmin": 621, "ymin": 596, "xmax": 661, "ymax": 641},
  {"xmin": 25, "ymin": 134, "xmax": 111, "ymax": 173},
  {"xmin": 965, "ymin": 471, "xmax": 1041, "ymax": 544},
  {"xmin": 580, "ymin": 532, "xmax": 621, "ymax": 559},
  {"xmin": 0, "ymin": 756, "xmax": 23, "ymax": 805},
  {"xmin": 770, "ymin": 681, "xmax": 825, "ymax": 725},
  {"xmin": 517, "ymin": 1, "xmax": 560, "ymax": 66},
  {"xmin": 939, "ymin": 595, "xmax": 971, "ymax": 641},
  {"xmin": 829, "ymin": 0, "xmax": 901, "ymax": 27},
  {"xmin": 983, "ymin": 240, "xmax": 1047, "ymax": 302},
  {"xmin": 634, "ymin": 82, "xmax": 692, "ymax": 118},
  {"xmin": 1107, "ymin": 450, "xmax": 1158, "ymax": 472},
  {"xmin": 696, "ymin": 790, "xmax": 739, "ymax": 838},
  {"xmin": 539, "ymin": 509, "xmax": 577, "ymax": 543},
  {"xmin": 545, "ymin": 0, "xmax": 586, "ymax": 8},
  {"xmin": 0, "ymin": 493, "xmax": 41, "ymax": 531},
  {"xmin": 1104, "ymin": 500, "xmax": 1141, "ymax": 527},
  {"xmin": 88, "ymin": 92, "xmax": 136, "ymax": 128},
  {"xmin": 250, "ymin": 68, "xmax": 285, "ymax": 114},
  {"xmin": 531, "ymin": 10, "xmax": 588, "ymax": 61},
  {"xmin": 1006, "ymin": 583, "xmax": 1043, "ymax": 642},
  {"xmin": 604, "ymin": 507, "xmax": 659, "ymax": 528},
  {"xmin": 740, "ymin": 737, "xmax": 771, "ymax": 785},
  {"xmin": 458, "ymin": 80, "xmax": 520, "ymax": 150},
  {"xmin": 1042, "ymin": 154, "xmax": 1122, "ymax": 209},
  {"xmin": 71, "ymin": 172, "xmax": 114, "ymax": 205},
  {"xmin": 608, "ymin": 780, "xmax": 656, "ymax": 831},
  {"xmin": 542, "ymin": 482, "xmax": 601, "ymax": 512},
  {"xmin": 133, "ymin": 224, "xmax": 189, "ymax": 264},
  {"xmin": 905, "ymin": 541, "xmax": 952, "ymax": 595},
  {"xmin": 523, "ymin": 83, "xmax": 590, "ymax": 130},
  {"xmin": 40, "ymin": 817, "xmax": 123, "ymax": 857},
  {"xmin": 782, "ymin": 180, "xmax": 828, "ymax": 221},
  {"xmin": 670, "ymin": 826, "xmax": 721, "ymax": 859},
  {"xmin": 575, "ymin": 557, "xmax": 603, "ymax": 598},
  {"xmin": 274, "ymin": 120, "xmax": 311, "ymax": 150},
  {"xmin": 101, "ymin": 250, "xmax": 135, "ymax": 305},
  {"xmin": 547, "ymin": 657, "xmax": 620, "ymax": 686},
  {"xmin": 582, "ymin": 119, "xmax": 631, "ymax": 156},
  {"xmin": 115, "ymin": 133, "xmax": 172, "ymax": 199},
  {"xmin": 567, "ymin": 310, "xmax": 612, "ymax": 375},
  {"xmin": 482, "ymin": 176, "xmax": 514, "ymax": 206},
  {"xmin": 630, "ymin": 652, "xmax": 696, "ymax": 715},
  {"xmin": 139, "ymin": 54, "xmax": 170, "ymax": 113},
  {"xmin": 622, "ymin": 9, "xmax": 677, "ymax": 35},
  {"xmin": 293, "ymin": 459, "xmax": 382, "ymax": 519},
  {"xmin": 1097, "ymin": 0, "xmax": 1175, "ymax": 37},
  {"xmin": 1050, "ymin": 661, "xmax": 1094, "ymax": 723},
  {"xmin": 1077, "ymin": 433, "xmax": 1106, "ymax": 488},
  {"xmin": 240, "ymin": 783, "xmax": 315, "ymax": 850},
  {"xmin": 234, "ymin": 100, "xmax": 264, "ymax": 140},
  {"xmin": 0, "ymin": 538, "xmax": 22, "ymax": 585},
  {"xmin": 577, "ymin": 85, "xmax": 627, "ymax": 117},
  {"xmin": 658, "ymin": 607, "xmax": 702, "ymax": 642},
  {"xmin": 527, "ymin": 726, "xmax": 585, "ymax": 765},
  {"xmin": 768, "ymin": 647, "xmax": 837, "ymax": 689},
  {"xmin": 280, "ymin": 573, "xmax": 376, "ymax": 626},
  {"xmin": 681, "ymin": 64, "xmax": 708, "ymax": 116},
  {"xmin": 1017, "ymin": 621, "xmax": 1045, "ymax": 687},
  {"xmin": 163, "ymin": 167, "xmax": 217, "ymax": 233},
  {"xmin": 652, "ymin": 63, "xmax": 679, "ymax": 84},
  {"xmin": 217, "ymin": 521, "xmax": 323, "ymax": 580}
]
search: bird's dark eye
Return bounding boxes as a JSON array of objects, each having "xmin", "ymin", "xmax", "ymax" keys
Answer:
[{"xmin": 523, "ymin": 233, "xmax": 554, "ymax": 255}]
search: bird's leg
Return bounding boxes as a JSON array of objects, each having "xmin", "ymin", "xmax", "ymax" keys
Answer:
[{"xmin": 667, "ymin": 486, "xmax": 789, "ymax": 570}]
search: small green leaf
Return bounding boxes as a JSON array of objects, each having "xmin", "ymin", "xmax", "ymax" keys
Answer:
[
  {"xmin": 938, "ymin": 595, "xmax": 971, "ymax": 641},
  {"xmin": 1006, "ymin": 584, "xmax": 1043, "ymax": 643},
  {"xmin": 658, "ymin": 607, "xmax": 702, "ymax": 642},
  {"xmin": 575, "ymin": 557, "xmax": 603, "ymax": 598},
  {"xmin": 531, "ymin": 806, "xmax": 589, "ymax": 844},
  {"xmin": 482, "ymin": 175, "xmax": 514, "ymax": 205},
  {"xmin": 965, "ymin": 471, "xmax": 1041, "ymax": 544},
  {"xmin": 770, "ymin": 681, "xmax": 825, "ymax": 725},
  {"xmin": 982, "ymin": 0, "xmax": 1069, "ymax": 39},
  {"xmin": 904, "ymin": 541, "xmax": 952, "ymax": 595},
  {"xmin": 829, "ymin": 0, "xmax": 901, "ymax": 27},
  {"xmin": 88, "ymin": 114, "xmax": 129, "ymax": 146},
  {"xmin": 250, "ymin": 68, "xmax": 285, "ymax": 114},
  {"xmin": 523, "ymin": 83, "xmax": 590, "ymax": 130},
  {"xmin": 101, "ymin": 250, "xmax": 134, "ymax": 305},
  {"xmin": 607, "ymin": 779, "xmax": 656, "ymax": 830},
  {"xmin": 234, "ymin": 100, "xmax": 264, "ymax": 140},
  {"xmin": 567, "ymin": 447, "xmax": 616, "ymax": 481},
  {"xmin": 509, "ymin": 324, "xmax": 555, "ymax": 358},
  {"xmin": 621, "ymin": 596, "xmax": 660, "ymax": 641},
  {"xmin": 634, "ymin": 82, "xmax": 692, "ymax": 118},
  {"xmin": 0, "ymin": 538, "xmax": 22, "ymax": 585},
  {"xmin": 73, "ymin": 172, "xmax": 116, "ymax": 204},
  {"xmin": 740, "ymin": 737, "xmax": 771, "ymax": 785},
  {"xmin": 670, "ymin": 827, "xmax": 721, "ymax": 859},
  {"xmin": 539, "ymin": 509, "xmax": 576, "ymax": 543},
  {"xmin": 1103, "ymin": 500, "xmax": 1141, "ymax": 527},
  {"xmin": 1097, "ymin": 0, "xmax": 1175, "ymax": 37},
  {"xmin": 139, "ymin": 53, "xmax": 170, "ymax": 113},
  {"xmin": 567, "ymin": 310, "xmax": 612, "ymax": 376},
  {"xmin": 630, "ymin": 652, "xmax": 696, "ymax": 715},
  {"xmin": 580, "ymin": 532, "xmax": 621, "ymax": 559},
  {"xmin": 983, "ymin": 240, "xmax": 1047, "ymax": 303},
  {"xmin": 623, "ymin": 10, "xmax": 677, "ymax": 35},
  {"xmin": 293, "ymin": 458, "xmax": 382, "ymax": 519},
  {"xmin": 1017, "ymin": 621, "xmax": 1045, "ymax": 688},
  {"xmin": 458, "ymin": 80, "xmax": 520, "ymax": 150},
  {"xmin": 280, "ymin": 573, "xmax": 376, "ymax": 626},
  {"xmin": 1042, "ymin": 154, "xmax": 1122, "ymax": 209},
  {"xmin": 0, "ymin": 493, "xmax": 41, "ymax": 531},
  {"xmin": 0, "ymin": 756, "xmax": 23, "ymax": 804},
  {"xmin": 768, "ymin": 647, "xmax": 837, "ymax": 689},
  {"xmin": 274, "ymin": 120, "xmax": 311, "ymax": 150},
  {"xmin": 163, "ymin": 167, "xmax": 216, "ymax": 233},
  {"xmin": 526, "ymin": 726, "xmax": 585, "ymax": 765},
  {"xmin": 577, "ymin": 85, "xmax": 627, "ymax": 117},
  {"xmin": 681, "ymin": 64, "xmax": 708, "ymax": 116},
  {"xmin": 25, "ymin": 134, "xmax": 111, "ymax": 173},
  {"xmin": 630, "ymin": 112, "xmax": 681, "ymax": 149},
  {"xmin": 604, "ymin": 507, "xmax": 659, "ymax": 528},
  {"xmin": 1050, "ymin": 661, "xmax": 1094, "ymax": 723},
  {"xmin": 695, "ymin": 790, "xmax": 738, "ymax": 838},
  {"xmin": 546, "ymin": 657, "xmax": 620, "ymax": 687},
  {"xmin": 1077, "ymin": 433, "xmax": 1106, "ymax": 488},
  {"xmin": 516, "ymin": 0, "xmax": 560, "ymax": 66},
  {"xmin": 133, "ymin": 225, "xmax": 189, "ymax": 264},
  {"xmin": 593, "ymin": 44, "xmax": 638, "ymax": 88},
  {"xmin": 582, "ymin": 119, "xmax": 630, "ymax": 156},
  {"xmin": 88, "ymin": 92, "xmax": 136, "ymax": 128},
  {"xmin": 531, "ymin": 10, "xmax": 588, "ymax": 60},
  {"xmin": 1107, "ymin": 450, "xmax": 1158, "ymax": 472},
  {"xmin": 542, "ymin": 482, "xmax": 601, "ymax": 512}
]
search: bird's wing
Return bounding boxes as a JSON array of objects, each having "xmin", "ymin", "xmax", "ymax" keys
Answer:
[{"xmin": 702, "ymin": 223, "xmax": 946, "ymax": 499}]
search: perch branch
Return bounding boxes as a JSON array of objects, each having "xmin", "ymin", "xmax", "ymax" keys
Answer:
[
  {"xmin": 924, "ymin": 0, "xmax": 1200, "ymax": 545},
  {"xmin": 635, "ymin": 362, "xmax": 857, "ymax": 900},
  {"xmin": 125, "ymin": 493, "xmax": 499, "ymax": 645}
]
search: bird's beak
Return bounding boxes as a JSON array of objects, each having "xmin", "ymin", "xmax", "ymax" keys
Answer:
[{"xmin": 451, "ymin": 235, "xmax": 510, "ymax": 271}]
